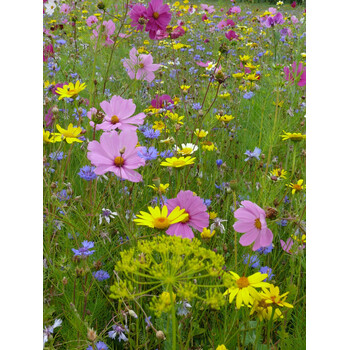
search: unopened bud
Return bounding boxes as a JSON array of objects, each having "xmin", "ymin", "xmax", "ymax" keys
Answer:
[
  {"xmin": 119, "ymin": 147, "xmax": 126, "ymax": 155},
  {"xmin": 265, "ymin": 207, "xmax": 278, "ymax": 219},
  {"xmin": 87, "ymin": 328, "xmax": 97, "ymax": 342},
  {"xmin": 156, "ymin": 330, "xmax": 166, "ymax": 340},
  {"xmin": 52, "ymin": 106, "xmax": 59, "ymax": 114},
  {"xmin": 128, "ymin": 310, "xmax": 138, "ymax": 319},
  {"xmin": 62, "ymin": 277, "xmax": 68, "ymax": 285},
  {"xmin": 97, "ymin": 1, "xmax": 105, "ymax": 10}
]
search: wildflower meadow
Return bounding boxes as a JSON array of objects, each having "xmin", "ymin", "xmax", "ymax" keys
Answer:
[{"xmin": 42, "ymin": 0, "xmax": 307, "ymax": 348}]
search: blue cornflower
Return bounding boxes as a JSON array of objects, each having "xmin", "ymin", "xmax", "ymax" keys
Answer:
[
  {"xmin": 244, "ymin": 147, "xmax": 261, "ymax": 161},
  {"xmin": 284, "ymin": 196, "xmax": 291, "ymax": 204},
  {"xmin": 78, "ymin": 166, "xmax": 97, "ymax": 181},
  {"xmin": 57, "ymin": 189, "xmax": 71, "ymax": 201},
  {"xmin": 277, "ymin": 219, "xmax": 288, "ymax": 227},
  {"xmin": 243, "ymin": 91, "xmax": 255, "ymax": 99},
  {"xmin": 243, "ymin": 254, "xmax": 260, "ymax": 268},
  {"xmin": 108, "ymin": 324, "xmax": 128, "ymax": 342},
  {"xmin": 193, "ymin": 54, "xmax": 201, "ymax": 61},
  {"xmin": 93, "ymin": 270, "xmax": 110, "ymax": 281},
  {"xmin": 260, "ymin": 266, "xmax": 275, "ymax": 281},
  {"xmin": 256, "ymin": 244, "xmax": 273, "ymax": 255},
  {"xmin": 160, "ymin": 150, "xmax": 174, "ymax": 158},
  {"xmin": 49, "ymin": 151, "xmax": 65, "ymax": 161},
  {"xmin": 145, "ymin": 316, "xmax": 152, "ymax": 329},
  {"xmin": 142, "ymin": 127, "xmax": 160, "ymax": 139},
  {"xmin": 169, "ymin": 69, "xmax": 177, "ymax": 79},
  {"xmin": 192, "ymin": 102, "xmax": 202, "ymax": 110},
  {"xmin": 87, "ymin": 341, "xmax": 109, "ymax": 350},
  {"xmin": 203, "ymin": 199, "xmax": 211, "ymax": 207},
  {"xmin": 216, "ymin": 159, "xmax": 223, "ymax": 167},
  {"xmin": 56, "ymin": 39, "xmax": 66, "ymax": 45},
  {"xmin": 72, "ymin": 241, "xmax": 95, "ymax": 257},
  {"xmin": 137, "ymin": 146, "xmax": 158, "ymax": 161}
]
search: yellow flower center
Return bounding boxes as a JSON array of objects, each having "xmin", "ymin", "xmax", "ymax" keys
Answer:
[
  {"xmin": 111, "ymin": 115, "xmax": 120, "ymax": 124},
  {"xmin": 114, "ymin": 156, "xmax": 124, "ymax": 167},
  {"xmin": 153, "ymin": 216, "xmax": 170, "ymax": 229},
  {"xmin": 255, "ymin": 218, "xmax": 262, "ymax": 229},
  {"xmin": 236, "ymin": 276, "xmax": 250, "ymax": 289},
  {"xmin": 139, "ymin": 63, "xmax": 144, "ymax": 68},
  {"xmin": 180, "ymin": 148, "xmax": 192, "ymax": 155},
  {"xmin": 153, "ymin": 12, "xmax": 159, "ymax": 19},
  {"xmin": 172, "ymin": 160, "xmax": 186, "ymax": 167},
  {"xmin": 293, "ymin": 184, "xmax": 302, "ymax": 191}
]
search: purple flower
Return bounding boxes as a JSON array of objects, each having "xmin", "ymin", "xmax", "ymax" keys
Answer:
[
  {"xmin": 243, "ymin": 91, "xmax": 255, "ymax": 99},
  {"xmin": 86, "ymin": 341, "xmax": 109, "ymax": 350},
  {"xmin": 244, "ymin": 147, "xmax": 261, "ymax": 161},
  {"xmin": 78, "ymin": 165, "xmax": 97, "ymax": 181},
  {"xmin": 72, "ymin": 241, "xmax": 95, "ymax": 257},
  {"xmin": 137, "ymin": 146, "xmax": 158, "ymax": 161},
  {"xmin": 108, "ymin": 324, "xmax": 128, "ymax": 342},
  {"xmin": 243, "ymin": 254, "xmax": 260, "ymax": 268},
  {"xmin": 256, "ymin": 244, "xmax": 274, "ymax": 255},
  {"xmin": 259, "ymin": 266, "xmax": 274, "ymax": 281},
  {"xmin": 93, "ymin": 270, "xmax": 110, "ymax": 281},
  {"xmin": 160, "ymin": 150, "xmax": 174, "ymax": 158},
  {"xmin": 142, "ymin": 127, "xmax": 160, "ymax": 139},
  {"xmin": 43, "ymin": 319, "xmax": 62, "ymax": 347}
]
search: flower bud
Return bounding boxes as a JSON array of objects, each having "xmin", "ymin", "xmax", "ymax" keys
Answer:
[
  {"xmin": 87, "ymin": 328, "xmax": 97, "ymax": 342},
  {"xmin": 156, "ymin": 330, "xmax": 166, "ymax": 340},
  {"xmin": 52, "ymin": 105, "xmax": 59, "ymax": 114},
  {"xmin": 97, "ymin": 1, "xmax": 105, "ymax": 10},
  {"xmin": 265, "ymin": 207, "xmax": 278, "ymax": 219},
  {"xmin": 128, "ymin": 310, "xmax": 138, "ymax": 319},
  {"xmin": 62, "ymin": 277, "xmax": 68, "ymax": 285}
]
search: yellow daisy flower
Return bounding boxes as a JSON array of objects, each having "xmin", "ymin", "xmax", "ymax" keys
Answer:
[
  {"xmin": 56, "ymin": 123, "xmax": 83, "ymax": 143},
  {"xmin": 160, "ymin": 156, "xmax": 196, "ymax": 168},
  {"xmin": 55, "ymin": 81, "xmax": 86, "ymax": 100},
  {"xmin": 223, "ymin": 272, "xmax": 269, "ymax": 309},
  {"xmin": 133, "ymin": 205, "xmax": 188, "ymax": 229},
  {"xmin": 43, "ymin": 129, "xmax": 62, "ymax": 144},
  {"xmin": 288, "ymin": 179, "xmax": 304, "ymax": 195},
  {"xmin": 152, "ymin": 120, "xmax": 166, "ymax": 132},
  {"xmin": 194, "ymin": 129, "xmax": 208, "ymax": 138},
  {"xmin": 201, "ymin": 141, "xmax": 217, "ymax": 151},
  {"xmin": 239, "ymin": 55, "xmax": 251, "ymax": 62},
  {"xmin": 280, "ymin": 130, "xmax": 306, "ymax": 141},
  {"xmin": 166, "ymin": 112, "xmax": 184, "ymax": 124},
  {"xmin": 209, "ymin": 211, "xmax": 218, "ymax": 220},
  {"xmin": 270, "ymin": 168, "xmax": 287, "ymax": 180},
  {"xmin": 250, "ymin": 298, "xmax": 283, "ymax": 321},
  {"xmin": 260, "ymin": 285, "xmax": 294, "ymax": 309},
  {"xmin": 148, "ymin": 183, "xmax": 169, "ymax": 194},
  {"xmin": 216, "ymin": 114, "xmax": 234, "ymax": 123},
  {"xmin": 232, "ymin": 72, "xmax": 245, "ymax": 79}
]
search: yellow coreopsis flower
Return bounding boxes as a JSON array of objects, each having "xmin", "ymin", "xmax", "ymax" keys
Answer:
[
  {"xmin": 260, "ymin": 285, "xmax": 294, "ymax": 309},
  {"xmin": 180, "ymin": 85, "xmax": 191, "ymax": 92},
  {"xmin": 43, "ymin": 129, "xmax": 62, "ymax": 143},
  {"xmin": 201, "ymin": 141, "xmax": 217, "ymax": 151},
  {"xmin": 148, "ymin": 183, "xmax": 169, "ymax": 194},
  {"xmin": 288, "ymin": 179, "xmax": 304, "ymax": 195},
  {"xmin": 239, "ymin": 55, "xmax": 251, "ymax": 62},
  {"xmin": 201, "ymin": 227, "xmax": 216, "ymax": 239},
  {"xmin": 270, "ymin": 168, "xmax": 287, "ymax": 180},
  {"xmin": 232, "ymin": 72, "xmax": 245, "ymax": 79},
  {"xmin": 216, "ymin": 114, "xmax": 234, "ymax": 123},
  {"xmin": 133, "ymin": 205, "xmax": 188, "ymax": 229},
  {"xmin": 55, "ymin": 81, "xmax": 86, "ymax": 100},
  {"xmin": 280, "ymin": 131, "xmax": 306, "ymax": 141},
  {"xmin": 166, "ymin": 112, "xmax": 184, "ymax": 124},
  {"xmin": 56, "ymin": 123, "xmax": 83, "ymax": 143},
  {"xmin": 194, "ymin": 129, "xmax": 208, "ymax": 138},
  {"xmin": 153, "ymin": 120, "xmax": 166, "ymax": 132},
  {"xmin": 245, "ymin": 74, "xmax": 259, "ymax": 81},
  {"xmin": 160, "ymin": 156, "xmax": 196, "ymax": 168},
  {"xmin": 223, "ymin": 272, "xmax": 270, "ymax": 309},
  {"xmin": 245, "ymin": 63, "xmax": 259, "ymax": 70}
]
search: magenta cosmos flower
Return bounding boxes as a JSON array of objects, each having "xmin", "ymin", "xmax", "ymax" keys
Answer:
[
  {"xmin": 151, "ymin": 94, "xmax": 173, "ymax": 109},
  {"xmin": 166, "ymin": 190, "xmax": 209, "ymax": 239},
  {"xmin": 145, "ymin": 0, "xmax": 172, "ymax": 40},
  {"xmin": 97, "ymin": 95, "xmax": 146, "ymax": 132},
  {"xmin": 123, "ymin": 47, "xmax": 160, "ymax": 83},
  {"xmin": 233, "ymin": 200, "xmax": 273, "ymax": 251},
  {"xmin": 129, "ymin": 3, "xmax": 148, "ymax": 31},
  {"xmin": 87, "ymin": 130, "xmax": 145, "ymax": 182},
  {"xmin": 284, "ymin": 62, "xmax": 306, "ymax": 87}
]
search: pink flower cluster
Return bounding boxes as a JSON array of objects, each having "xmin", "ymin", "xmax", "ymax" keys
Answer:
[{"xmin": 129, "ymin": 0, "xmax": 172, "ymax": 40}]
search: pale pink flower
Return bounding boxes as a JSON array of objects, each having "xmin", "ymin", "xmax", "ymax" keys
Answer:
[
  {"xmin": 97, "ymin": 95, "xmax": 146, "ymax": 132},
  {"xmin": 92, "ymin": 20, "xmax": 115, "ymax": 46},
  {"xmin": 60, "ymin": 4, "xmax": 71, "ymax": 15},
  {"xmin": 86, "ymin": 15, "xmax": 98, "ymax": 27},
  {"xmin": 233, "ymin": 201, "xmax": 273, "ymax": 251},
  {"xmin": 87, "ymin": 130, "xmax": 145, "ymax": 183}
]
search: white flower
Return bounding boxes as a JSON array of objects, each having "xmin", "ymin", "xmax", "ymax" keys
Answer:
[
  {"xmin": 174, "ymin": 143, "xmax": 199, "ymax": 155},
  {"xmin": 99, "ymin": 208, "xmax": 118, "ymax": 224},
  {"xmin": 177, "ymin": 301, "xmax": 192, "ymax": 316},
  {"xmin": 45, "ymin": 0, "xmax": 57, "ymax": 16},
  {"xmin": 210, "ymin": 218, "xmax": 227, "ymax": 233},
  {"xmin": 43, "ymin": 319, "xmax": 62, "ymax": 348}
]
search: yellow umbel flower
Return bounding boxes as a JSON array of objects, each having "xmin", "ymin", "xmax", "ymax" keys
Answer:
[
  {"xmin": 223, "ymin": 272, "xmax": 269, "ymax": 309},
  {"xmin": 201, "ymin": 227, "xmax": 216, "ymax": 239},
  {"xmin": 194, "ymin": 129, "xmax": 208, "ymax": 138},
  {"xmin": 280, "ymin": 130, "xmax": 306, "ymax": 141},
  {"xmin": 160, "ymin": 156, "xmax": 195, "ymax": 168},
  {"xmin": 56, "ymin": 123, "xmax": 83, "ymax": 143},
  {"xmin": 133, "ymin": 205, "xmax": 188, "ymax": 229},
  {"xmin": 148, "ymin": 183, "xmax": 169, "ymax": 194},
  {"xmin": 260, "ymin": 285, "xmax": 294, "ymax": 309},
  {"xmin": 55, "ymin": 81, "xmax": 86, "ymax": 100},
  {"xmin": 216, "ymin": 114, "xmax": 234, "ymax": 123},
  {"xmin": 288, "ymin": 179, "xmax": 304, "ymax": 195},
  {"xmin": 43, "ymin": 129, "xmax": 62, "ymax": 143}
]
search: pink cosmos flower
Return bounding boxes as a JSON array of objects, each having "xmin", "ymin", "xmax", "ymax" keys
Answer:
[
  {"xmin": 151, "ymin": 94, "xmax": 173, "ymax": 109},
  {"xmin": 43, "ymin": 44, "xmax": 54, "ymax": 62},
  {"xmin": 60, "ymin": 4, "xmax": 71, "ymax": 15},
  {"xmin": 200, "ymin": 4, "xmax": 215, "ymax": 14},
  {"xmin": 284, "ymin": 62, "xmax": 306, "ymax": 87},
  {"xmin": 230, "ymin": 6, "xmax": 241, "ymax": 14},
  {"xmin": 291, "ymin": 15, "xmax": 299, "ymax": 24},
  {"xmin": 280, "ymin": 238, "xmax": 294, "ymax": 254},
  {"xmin": 87, "ymin": 107, "xmax": 98, "ymax": 128},
  {"xmin": 202, "ymin": 14, "xmax": 208, "ymax": 21},
  {"xmin": 97, "ymin": 95, "xmax": 146, "ymax": 132},
  {"xmin": 145, "ymin": 0, "xmax": 172, "ymax": 40},
  {"xmin": 129, "ymin": 3, "xmax": 148, "ymax": 31},
  {"xmin": 86, "ymin": 15, "xmax": 98, "ymax": 27},
  {"xmin": 155, "ymin": 29, "xmax": 169, "ymax": 40},
  {"xmin": 170, "ymin": 26, "xmax": 185, "ymax": 39},
  {"xmin": 87, "ymin": 130, "xmax": 145, "ymax": 183},
  {"xmin": 225, "ymin": 30, "xmax": 238, "ymax": 41},
  {"xmin": 166, "ymin": 190, "xmax": 209, "ymax": 239},
  {"xmin": 92, "ymin": 20, "xmax": 115, "ymax": 46},
  {"xmin": 268, "ymin": 7, "xmax": 277, "ymax": 14},
  {"xmin": 233, "ymin": 200, "xmax": 273, "ymax": 251},
  {"xmin": 123, "ymin": 47, "xmax": 160, "ymax": 83}
]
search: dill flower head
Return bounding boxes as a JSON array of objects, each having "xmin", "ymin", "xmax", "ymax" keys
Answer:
[
  {"xmin": 110, "ymin": 235, "xmax": 226, "ymax": 312},
  {"xmin": 223, "ymin": 271, "xmax": 270, "ymax": 309},
  {"xmin": 160, "ymin": 156, "xmax": 196, "ymax": 168},
  {"xmin": 280, "ymin": 130, "xmax": 306, "ymax": 141},
  {"xmin": 133, "ymin": 205, "xmax": 188, "ymax": 230},
  {"xmin": 55, "ymin": 81, "xmax": 86, "ymax": 100}
]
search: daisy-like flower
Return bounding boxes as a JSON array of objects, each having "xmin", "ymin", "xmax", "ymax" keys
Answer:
[
  {"xmin": 98, "ymin": 95, "xmax": 146, "ymax": 132},
  {"xmin": 44, "ymin": 0, "xmax": 57, "ymax": 16},
  {"xmin": 55, "ymin": 81, "xmax": 86, "ymax": 100},
  {"xmin": 174, "ymin": 143, "xmax": 198, "ymax": 155},
  {"xmin": 145, "ymin": 0, "xmax": 172, "ymax": 40},
  {"xmin": 99, "ymin": 208, "xmax": 118, "ymax": 224},
  {"xmin": 56, "ymin": 123, "xmax": 83, "ymax": 143},
  {"xmin": 223, "ymin": 271, "xmax": 269, "ymax": 309},
  {"xmin": 129, "ymin": 3, "xmax": 148, "ymax": 31},
  {"xmin": 166, "ymin": 190, "xmax": 209, "ymax": 239},
  {"xmin": 133, "ymin": 205, "xmax": 188, "ymax": 230},
  {"xmin": 239, "ymin": 55, "xmax": 251, "ymax": 63},
  {"xmin": 280, "ymin": 130, "xmax": 306, "ymax": 141},
  {"xmin": 87, "ymin": 130, "xmax": 145, "ymax": 183},
  {"xmin": 43, "ymin": 129, "xmax": 62, "ymax": 143},
  {"xmin": 166, "ymin": 112, "xmax": 184, "ymax": 124},
  {"xmin": 43, "ymin": 319, "xmax": 62, "ymax": 347},
  {"xmin": 160, "ymin": 156, "xmax": 195, "ymax": 168},
  {"xmin": 270, "ymin": 168, "xmax": 287, "ymax": 180},
  {"xmin": 288, "ymin": 179, "xmax": 304, "ymax": 194},
  {"xmin": 260, "ymin": 284, "xmax": 294, "ymax": 309},
  {"xmin": 201, "ymin": 227, "xmax": 216, "ymax": 239},
  {"xmin": 201, "ymin": 141, "xmax": 217, "ymax": 151},
  {"xmin": 232, "ymin": 72, "xmax": 245, "ymax": 79},
  {"xmin": 249, "ymin": 298, "xmax": 283, "ymax": 322},
  {"xmin": 153, "ymin": 120, "xmax": 166, "ymax": 131},
  {"xmin": 216, "ymin": 114, "xmax": 234, "ymax": 123},
  {"xmin": 194, "ymin": 129, "xmax": 208, "ymax": 138},
  {"xmin": 148, "ymin": 183, "xmax": 169, "ymax": 194},
  {"xmin": 123, "ymin": 47, "xmax": 160, "ymax": 83},
  {"xmin": 210, "ymin": 217, "xmax": 227, "ymax": 233},
  {"xmin": 233, "ymin": 200, "xmax": 273, "ymax": 251}
]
